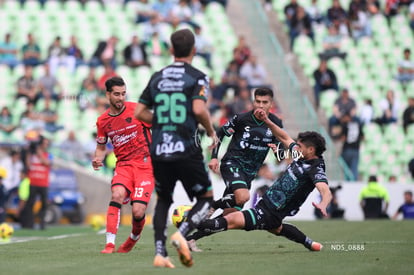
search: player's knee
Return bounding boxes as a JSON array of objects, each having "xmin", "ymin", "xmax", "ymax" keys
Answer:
[
  {"xmin": 111, "ymin": 185, "xmax": 126, "ymax": 203},
  {"xmin": 235, "ymin": 190, "xmax": 250, "ymax": 206},
  {"xmin": 132, "ymin": 205, "xmax": 146, "ymax": 220}
]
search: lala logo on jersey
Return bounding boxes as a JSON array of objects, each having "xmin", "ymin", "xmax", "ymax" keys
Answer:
[
  {"xmin": 125, "ymin": 117, "xmax": 132, "ymax": 123},
  {"xmin": 155, "ymin": 133, "xmax": 185, "ymax": 155}
]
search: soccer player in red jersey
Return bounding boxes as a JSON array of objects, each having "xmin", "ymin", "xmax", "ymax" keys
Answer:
[{"xmin": 93, "ymin": 76, "xmax": 154, "ymax": 254}]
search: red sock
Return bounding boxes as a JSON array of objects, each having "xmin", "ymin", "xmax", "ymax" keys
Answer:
[
  {"xmin": 106, "ymin": 202, "xmax": 121, "ymax": 234},
  {"xmin": 131, "ymin": 216, "xmax": 146, "ymax": 236}
]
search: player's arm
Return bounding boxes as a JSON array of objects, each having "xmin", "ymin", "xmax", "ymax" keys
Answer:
[
  {"xmin": 134, "ymin": 102, "xmax": 153, "ymax": 124},
  {"xmin": 254, "ymin": 109, "xmax": 294, "ymax": 149},
  {"xmin": 92, "ymin": 144, "xmax": 106, "ymax": 171},
  {"xmin": 193, "ymin": 98, "xmax": 218, "ymax": 148},
  {"xmin": 208, "ymin": 127, "xmax": 226, "ymax": 173},
  {"xmin": 312, "ymin": 182, "xmax": 333, "ymax": 217}
]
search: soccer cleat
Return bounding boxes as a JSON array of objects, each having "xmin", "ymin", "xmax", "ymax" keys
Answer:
[
  {"xmin": 117, "ymin": 236, "xmax": 139, "ymax": 253},
  {"xmin": 153, "ymin": 254, "xmax": 175, "ymax": 268},
  {"xmin": 101, "ymin": 243, "xmax": 115, "ymax": 254},
  {"xmin": 188, "ymin": 239, "xmax": 203, "ymax": 252},
  {"xmin": 309, "ymin": 241, "xmax": 323, "ymax": 251},
  {"xmin": 171, "ymin": 231, "xmax": 193, "ymax": 267}
]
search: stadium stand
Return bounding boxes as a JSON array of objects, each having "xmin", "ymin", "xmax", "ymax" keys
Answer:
[
  {"xmin": 0, "ymin": 0, "xmax": 237, "ymax": 177},
  {"xmin": 272, "ymin": 0, "xmax": 414, "ymax": 182}
]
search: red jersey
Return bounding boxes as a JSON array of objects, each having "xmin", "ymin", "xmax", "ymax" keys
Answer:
[
  {"xmin": 96, "ymin": 102, "xmax": 152, "ymax": 162},
  {"xmin": 28, "ymin": 152, "xmax": 50, "ymax": 187}
]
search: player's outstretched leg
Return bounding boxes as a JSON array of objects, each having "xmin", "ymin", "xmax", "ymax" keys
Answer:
[
  {"xmin": 171, "ymin": 197, "xmax": 213, "ymax": 267},
  {"xmin": 275, "ymin": 223, "xmax": 323, "ymax": 251}
]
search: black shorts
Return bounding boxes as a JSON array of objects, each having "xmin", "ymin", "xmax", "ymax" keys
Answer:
[
  {"xmin": 220, "ymin": 160, "xmax": 255, "ymax": 193},
  {"xmin": 152, "ymin": 155, "xmax": 212, "ymax": 202},
  {"xmin": 242, "ymin": 199, "xmax": 284, "ymax": 231}
]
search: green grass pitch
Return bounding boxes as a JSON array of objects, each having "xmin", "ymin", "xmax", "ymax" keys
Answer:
[{"xmin": 1, "ymin": 220, "xmax": 413, "ymax": 275}]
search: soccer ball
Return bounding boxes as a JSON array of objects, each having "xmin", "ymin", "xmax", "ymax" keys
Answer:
[
  {"xmin": 89, "ymin": 215, "xmax": 105, "ymax": 231},
  {"xmin": 171, "ymin": 205, "xmax": 192, "ymax": 228},
  {"xmin": 0, "ymin": 223, "xmax": 14, "ymax": 240}
]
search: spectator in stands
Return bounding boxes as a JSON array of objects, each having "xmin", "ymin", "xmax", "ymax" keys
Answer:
[
  {"xmin": 37, "ymin": 63, "xmax": 64, "ymax": 103},
  {"xmin": 410, "ymin": 1, "xmax": 414, "ymax": 32},
  {"xmin": 319, "ymin": 24, "xmax": 347, "ymax": 60},
  {"xmin": 327, "ymin": 0, "xmax": 349, "ymax": 36},
  {"xmin": 384, "ymin": 0, "xmax": 400, "ymax": 22},
  {"xmin": 0, "ymin": 106, "xmax": 17, "ymax": 134},
  {"xmin": 170, "ymin": 0, "xmax": 197, "ymax": 28},
  {"xmin": 65, "ymin": 35, "xmax": 84, "ymax": 73},
  {"xmin": 232, "ymin": 35, "xmax": 251, "ymax": 67},
  {"xmin": 348, "ymin": 0, "xmax": 372, "ymax": 41},
  {"xmin": 16, "ymin": 65, "xmax": 38, "ymax": 104},
  {"xmin": 239, "ymin": 55, "xmax": 270, "ymax": 90},
  {"xmin": 394, "ymin": 48, "xmax": 414, "ymax": 85},
  {"xmin": 359, "ymin": 175, "xmax": 390, "ymax": 219},
  {"xmin": 403, "ymin": 96, "xmax": 414, "ymax": 133},
  {"xmin": 123, "ymin": 35, "xmax": 150, "ymax": 68},
  {"xmin": 211, "ymin": 60, "xmax": 240, "ymax": 103},
  {"xmin": 144, "ymin": 32, "xmax": 170, "ymax": 57},
  {"xmin": 359, "ymin": 98, "xmax": 375, "ymax": 125},
  {"xmin": 97, "ymin": 64, "xmax": 118, "ymax": 92},
  {"xmin": 47, "ymin": 36, "xmax": 67, "ymax": 76},
  {"xmin": 59, "ymin": 130, "xmax": 88, "ymax": 164},
  {"xmin": 375, "ymin": 90, "xmax": 400, "ymax": 125},
  {"xmin": 78, "ymin": 77, "xmax": 105, "ymax": 111},
  {"xmin": 141, "ymin": 13, "xmax": 168, "ymax": 42},
  {"xmin": 21, "ymin": 33, "xmax": 42, "ymax": 67},
  {"xmin": 231, "ymin": 87, "xmax": 253, "ymax": 115},
  {"xmin": 392, "ymin": 190, "xmax": 414, "ymax": 220},
  {"xmin": 284, "ymin": 0, "xmax": 299, "ymax": 30},
  {"xmin": 152, "ymin": 0, "xmax": 174, "ymax": 22},
  {"xmin": 313, "ymin": 59, "xmax": 339, "ymax": 108},
  {"xmin": 306, "ymin": 0, "xmax": 325, "ymax": 27},
  {"xmin": 83, "ymin": 132, "xmax": 98, "ymax": 162},
  {"xmin": 39, "ymin": 97, "xmax": 63, "ymax": 133},
  {"xmin": 200, "ymin": 0, "xmax": 227, "ymax": 7},
  {"xmin": 20, "ymin": 104, "xmax": 46, "ymax": 135},
  {"xmin": 135, "ymin": 0, "xmax": 157, "ymax": 24},
  {"xmin": 90, "ymin": 36, "xmax": 118, "ymax": 68},
  {"xmin": 0, "ymin": 33, "xmax": 20, "ymax": 70},
  {"xmin": 328, "ymin": 88, "xmax": 357, "ymax": 139},
  {"xmin": 194, "ymin": 25, "xmax": 213, "ymax": 69},
  {"xmin": 340, "ymin": 113, "xmax": 363, "ymax": 181},
  {"xmin": 288, "ymin": 6, "xmax": 314, "ymax": 50}
]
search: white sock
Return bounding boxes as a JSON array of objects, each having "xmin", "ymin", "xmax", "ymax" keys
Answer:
[
  {"xmin": 106, "ymin": 232, "xmax": 116, "ymax": 244},
  {"xmin": 130, "ymin": 233, "xmax": 140, "ymax": 241}
]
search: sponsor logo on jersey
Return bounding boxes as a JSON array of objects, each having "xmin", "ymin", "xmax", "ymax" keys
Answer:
[
  {"xmin": 266, "ymin": 128, "xmax": 272, "ymax": 136},
  {"xmin": 125, "ymin": 117, "xmax": 132, "ymax": 123},
  {"xmin": 112, "ymin": 131, "xmax": 138, "ymax": 147},
  {"xmin": 155, "ymin": 133, "xmax": 185, "ymax": 155},
  {"xmin": 157, "ymin": 79, "xmax": 185, "ymax": 91}
]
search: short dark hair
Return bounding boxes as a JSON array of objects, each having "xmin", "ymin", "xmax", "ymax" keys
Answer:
[
  {"xmin": 368, "ymin": 175, "xmax": 377, "ymax": 182},
  {"xmin": 254, "ymin": 87, "xmax": 273, "ymax": 98},
  {"xmin": 297, "ymin": 131, "xmax": 326, "ymax": 156},
  {"xmin": 105, "ymin": 76, "xmax": 125, "ymax": 92},
  {"xmin": 170, "ymin": 29, "xmax": 195, "ymax": 58},
  {"xmin": 404, "ymin": 190, "xmax": 413, "ymax": 196}
]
